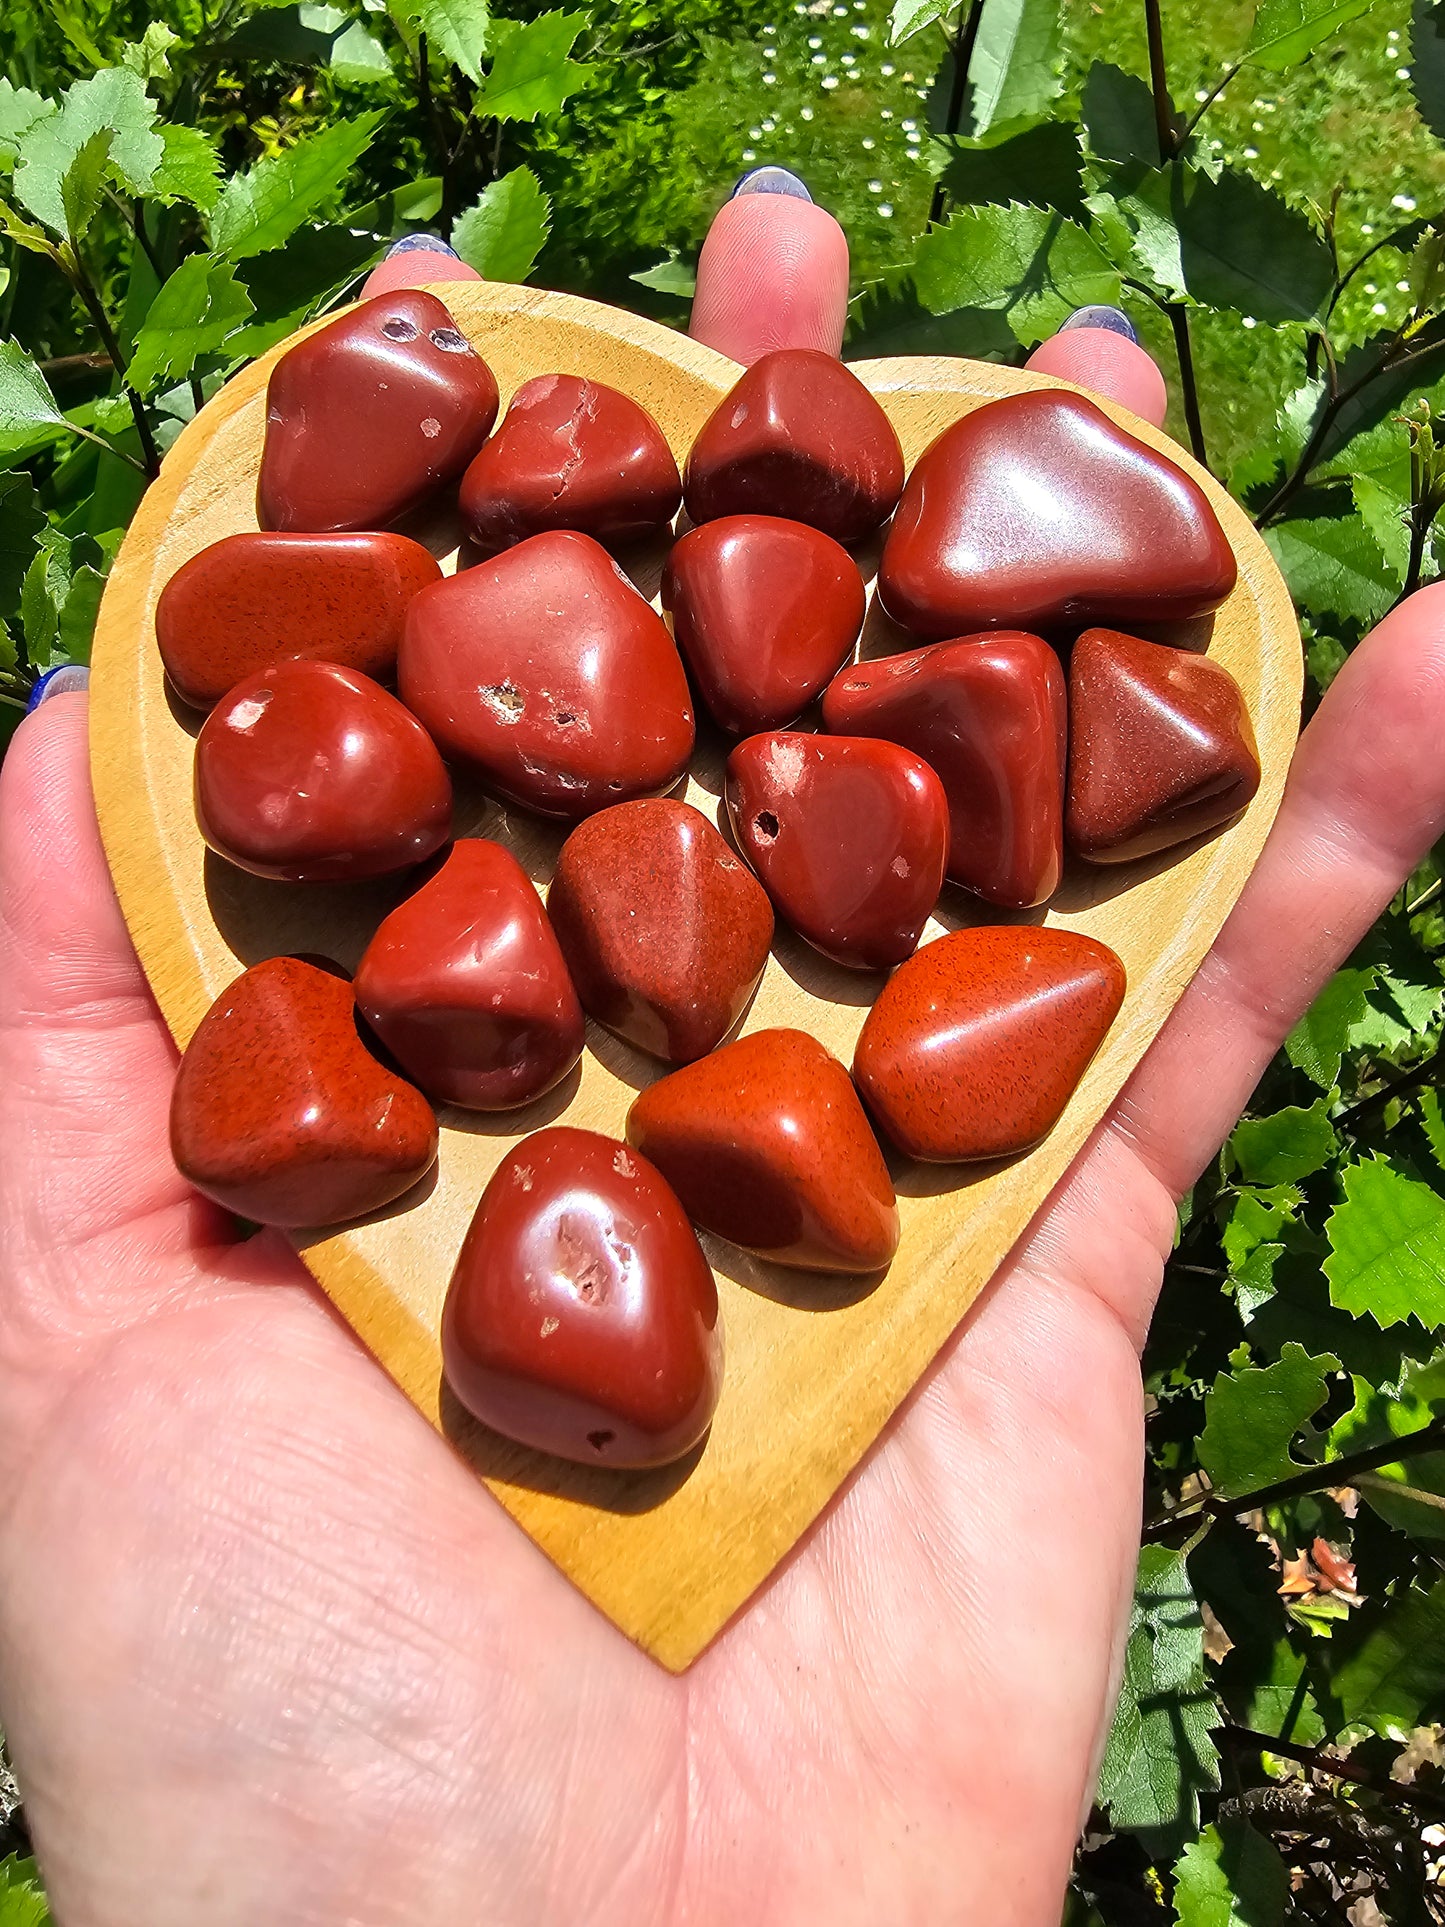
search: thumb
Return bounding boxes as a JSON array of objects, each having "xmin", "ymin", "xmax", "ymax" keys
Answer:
[{"xmin": 689, "ymin": 170, "xmax": 851, "ymax": 365}]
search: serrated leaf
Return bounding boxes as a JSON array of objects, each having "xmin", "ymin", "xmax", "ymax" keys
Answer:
[
  {"xmin": 475, "ymin": 11, "xmax": 587, "ymax": 122},
  {"xmin": 938, "ymin": 116, "xmax": 1085, "ymax": 218},
  {"xmin": 1415, "ymin": 0, "xmax": 1445, "ymax": 144},
  {"xmin": 1115, "ymin": 164, "xmax": 1333, "ymax": 324},
  {"xmin": 1080, "ymin": 61, "xmax": 1159, "ymax": 168},
  {"xmin": 450, "ymin": 165, "xmax": 550, "ymax": 281},
  {"xmin": 13, "ymin": 67, "xmax": 163, "ymax": 236},
  {"xmin": 1264, "ymin": 511, "xmax": 1396, "ymax": 626},
  {"xmin": 1352, "ymin": 472, "xmax": 1412, "ymax": 581},
  {"xmin": 1173, "ymin": 1820, "xmax": 1289, "ymax": 1926},
  {"xmin": 0, "ymin": 338, "xmax": 69, "ymax": 459},
  {"xmin": 1420, "ymin": 1088, "xmax": 1445, "ymax": 1171},
  {"xmin": 56, "ymin": 562, "xmax": 105, "ymax": 665},
  {"xmin": 229, "ymin": 223, "xmax": 383, "ymax": 356},
  {"xmin": 90, "ymin": 393, "xmax": 134, "ymax": 434},
  {"xmin": 395, "ymin": 0, "xmax": 491, "ymax": 81},
  {"xmin": 1329, "ymin": 1576, "xmax": 1445, "ymax": 1735},
  {"xmin": 331, "ymin": 18, "xmax": 394, "ymax": 84},
  {"xmin": 0, "ymin": 469, "xmax": 45, "ymax": 610},
  {"xmin": 0, "ymin": 80, "xmax": 56, "ymax": 168},
  {"xmin": 913, "ymin": 201, "xmax": 1119, "ymax": 346},
  {"xmin": 20, "ymin": 527, "xmax": 72, "ymax": 667},
  {"xmin": 1192, "ymin": 1520, "xmax": 1327, "ymax": 1744},
  {"xmin": 210, "ymin": 111, "xmax": 384, "ymax": 259},
  {"xmin": 151, "ymin": 124, "xmax": 222, "ymax": 212},
  {"xmin": 1325, "ymin": 1154, "xmax": 1445, "ymax": 1329},
  {"xmin": 889, "ymin": 0, "xmax": 953, "ymax": 42},
  {"xmin": 0, "ymin": 1854, "xmax": 53, "ymax": 1927},
  {"xmin": 226, "ymin": 2, "xmax": 345, "ymax": 62},
  {"xmin": 1330, "ymin": 1355, "xmax": 1445, "ymax": 1541},
  {"xmin": 1098, "ymin": 1545, "xmax": 1221, "ymax": 1849},
  {"xmin": 121, "ymin": 21, "xmax": 182, "ymax": 80},
  {"xmin": 1286, "ymin": 963, "xmax": 1375, "ymax": 1086},
  {"xmin": 961, "ymin": 0, "xmax": 1063, "ymax": 140},
  {"xmin": 1222, "ymin": 1185, "xmax": 1302, "ymax": 1271},
  {"xmin": 629, "ymin": 251, "xmax": 697, "ymax": 297},
  {"xmin": 1245, "ymin": 0, "xmax": 1378, "ymax": 71},
  {"xmin": 1231, "ymin": 1101, "xmax": 1338, "ymax": 1185},
  {"xmin": 1198, "ymin": 1343, "xmax": 1338, "ymax": 1496},
  {"xmin": 127, "ymin": 255, "xmax": 255, "ymax": 396},
  {"xmin": 60, "ymin": 126, "xmax": 113, "ymax": 243}
]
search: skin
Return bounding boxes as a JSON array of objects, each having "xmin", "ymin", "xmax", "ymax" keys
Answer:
[{"xmin": 3, "ymin": 206, "xmax": 1444, "ymax": 1927}]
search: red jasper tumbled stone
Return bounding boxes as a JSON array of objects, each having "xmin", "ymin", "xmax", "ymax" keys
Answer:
[
  {"xmin": 663, "ymin": 515, "xmax": 866, "ymax": 734},
  {"xmin": 627, "ymin": 1028, "xmax": 900, "ymax": 1274},
  {"xmin": 683, "ymin": 348, "xmax": 905, "ymax": 543},
  {"xmin": 398, "ymin": 531, "xmax": 695, "ymax": 819},
  {"xmin": 878, "ymin": 390, "xmax": 1237, "ymax": 639},
  {"xmin": 459, "ymin": 373, "xmax": 681, "ymax": 554},
  {"xmin": 822, "ymin": 631, "xmax": 1066, "ymax": 908},
  {"xmin": 257, "ymin": 290, "xmax": 499, "ymax": 533},
  {"xmin": 1067, "ymin": 627, "xmax": 1261, "ymax": 863},
  {"xmin": 354, "ymin": 839, "xmax": 584, "ymax": 1111},
  {"xmin": 725, "ymin": 731, "xmax": 948, "ymax": 971},
  {"xmin": 194, "ymin": 659, "xmax": 452, "ymax": 882},
  {"xmin": 547, "ymin": 799, "xmax": 774, "ymax": 1063},
  {"xmin": 853, "ymin": 926, "xmax": 1126, "ymax": 1163},
  {"xmin": 156, "ymin": 530, "xmax": 441, "ymax": 710},
  {"xmin": 442, "ymin": 1127, "xmax": 723, "ymax": 1468},
  {"xmin": 171, "ymin": 955, "xmax": 438, "ymax": 1226}
]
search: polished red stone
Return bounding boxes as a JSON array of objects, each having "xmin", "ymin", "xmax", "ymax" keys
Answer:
[
  {"xmin": 354, "ymin": 840, "xmax": 583, "ymax": 1111},
  {"xmin": 627, "ymin": 1028, "xmax": 900, "ymax": 1273},
  {"xmin": 683, "ymin": 348, "xmax": 905, "ymax": 543},
  {"xmin": 257, "ymin": 290, "xmax": 498, "ymax": 533},
  {"xmin": 663, "ymin": 515, "xmax": 866, "ymax": 734},
  {"xmin": 878, "ymin": 390, "xmax": 1237, "ymax": 639},
  {"xmin": 821, "ymin": 632, "xmax": 1066, "ymax": 908},
  {"xmin": 442, "ymin": 1127, "xmax": 723, "ymax": 1468},
  {"xmin": 725, "ymin": 731, "xmax": 947, "ymax": 970},
  {"xmin": 459, "ymin": 373, "xmax": 681, "ymax": 554},
  {"xmin": 156, "ymin": 531, "xmax": 441, "ymax": 710},
  {"xmin": 1067, "ymin": 627, "xmax": 1261, "ymax": 863},
  {"xmin": 398, "ymin": 531, "xmax": 694, "ymax": 819},
  {"xmin": 171, "ymin": 955, "xmax": 437, "ymax": 1226},
  {"xmin": 194, "ymin": 659, "xmax": 451, "ymax": 882},
  {"xmin": 853, "ymin": 926, "xmax": 1126, "ymax": 1162},
  {"xmin": 548, "ymin": 799, "xmax": 773, "ymax": 1062}
]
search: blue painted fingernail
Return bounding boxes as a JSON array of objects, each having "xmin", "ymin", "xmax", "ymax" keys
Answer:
[
  {"xmin": 27, "ymin": 664, "xmax": 90, "ymax": 712},
  {"xmin": 731, "ymin": 166, "xmax": 812, "ymax": 203},
  {"xmin": 386, "ymin": 233, "xmax": 459, "ymax": 259},
  {"xmin": 1060, "ymin": 305, "xmax": 1138, "ymax": 344}
]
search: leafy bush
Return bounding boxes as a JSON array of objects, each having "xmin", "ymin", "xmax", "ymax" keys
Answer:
[{"xmin": 3, "ymin": 1, "xmax": 1445, "ymax": 1921}]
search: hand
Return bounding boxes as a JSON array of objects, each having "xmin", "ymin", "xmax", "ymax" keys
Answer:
[{"xmin": 3, "ymin": 181, "xmax": 1444, "ymax": 1927}]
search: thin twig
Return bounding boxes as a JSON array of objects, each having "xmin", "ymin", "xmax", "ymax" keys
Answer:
[
  {"xmin": 1168, "ymin": 302, "xmax": 1209, "ymax": 467},
  {"xmin": 1181, "ymin": 62, "xmax": 1240, "ymax": 143},
  {"xmin": 64, "ymin": 258, "xmax": 160, "ymax": 478},
  {"xmin": 1222, "ymin": 1726, "xmax": 1445, "ymax": 1821},
  {"xmin": 928, "ymin": 0, "xmax": 988, "ymax": 227},
  {"xmin": 1333, "ymin": 1046, "xmax": 1439, "ymax": 1129},
  {"xmin": 1142, "ymin": 0, "xmax": 1178, "ymax": 161}
]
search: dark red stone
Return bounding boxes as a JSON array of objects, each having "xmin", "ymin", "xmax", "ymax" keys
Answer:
[
  {"xmin": 441, "ymin": 1127, "xmax": 722, "ymax": 1468},
  {"xmin": 627, "ymin": 1029, "xmax": 900, "ymax": 1273},
  {"xmin": 683, "ymin": 348, "xmax": 905, "ymax": 543},
  {"xmin": 547, "ymin": 799, "xmax": 773, "ymax": 1063},
  {"xmin": 194, "ymin": 659, "xmax": 452, "ymax": 882},
  {"xmin": 821, "ymin": 631, "xmax": 1066, "ymax": 908},
  {"xmin": 854, "ymin": 926, "xmax": 1126, "ymax": 1162},
  {"xmin": 398, "ymin": 531, "xmax": 694, "ymax": 820},
  {"xmin": 170, "ymin": 955, "xmax": 438, "ymax": 1226},
  {"xmin": 878, "ymin": 390, "xmax": 1237, "ymax": 639},
  {"xmin": 1067, "ymin": 627, "xmax": 1261, "ymax": 863},
  {"xmin": 257, "ymin": 290, "xmax": 498, "ymax": 533},
  {"xmin": 156, "ymin": 531, "xmax": 441, "ymax": 710},
  {"xmin": 459, "ymin": 373, "xmax": 681, "ymax": 554},
  {"xmin": 353, "ymin": 840, "xmax": 583, "ymax": 1111},
  {"xmin": 725, "ymin": 731, "xmax": 947, "ymax": 971},
  {"xmin": 663, "ymin": 515, "xmax": 866, "ymax": 734}
]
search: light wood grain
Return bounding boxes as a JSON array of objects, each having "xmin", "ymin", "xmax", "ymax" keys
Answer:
[{"xmin": 89, "ymin": 281, "xmax": 1302, "ymax": 1672}]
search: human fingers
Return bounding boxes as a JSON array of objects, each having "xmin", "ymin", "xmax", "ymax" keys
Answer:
[
  {"xmin": 1025, "ymin": 307, "xmax": 1169, "ymax": 427},
  {"xmin": 688, "ymin": 170, "xmax": 850, "ymax": 363},
  {"xmin": 360, "ymin": 234, "xmax": 483, "ymax": 300}
]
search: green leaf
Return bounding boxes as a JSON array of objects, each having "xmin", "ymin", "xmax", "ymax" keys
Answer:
[
  {"xmin": 1222, "ymin": 1184, "xmax": 1302, "ymax": 1271},
  {"xmin": 1098, "ymin": 1545, "xmax": 1221, "ymax": 1849},
  {"xmin": 1264, "ymin": 510, "xmax": 1396, "ymax": 626},
  {"xmin": 1231, "ymin": 1101, "xmax": 1338, "ymax": 1185},
  {"xmin": 56, "ymin": 562, "xmax": 105, "ymax": 665},
  {"xmin": 62, "ymin": 127, "xmax": 115, "ymax": 244},
  {"xmin": 1329, "ymin": 1576, "xmax": 1445, "ymax": 1735},
  {"xmin": 474, "ymin": 11, "xmax": 587, "ymax": 123},
  {"xmin": 1352, "ymin": 471, "xmax": 1412, "ymax": 582},
  {"xmin": 913, "ymin": 202, "xmax": 1120, "ymax": 347},
  {"xmin": 0, "ymin": 469, "xmax": 45, "ymax": 610},
  {"xmin": 12, "ymin": 67, "xmax": 163, "ymax": 236},
  {"xmin": 1245, "ymin": 0, "xmax": 1378, "ymax": 71},
  {"xmin": 451, "ymin": 165, "xmax": 550, "ymax": 281},
  {"xmin": 1420, "ymin": 1087, "xmax": 1445, "ymax": 1172},
  {"xmin": 229, "ymin": 224, "xmax": 382, "ymax": 357},
  {"xmin": 120, "ymin": 20, "xmax": 182, "ymax": 80},
  {"xmin": 1325, "ymin": 1154, "xmax": 1445, "ymax": 1329},
  {"xmin": 1080, "ymin": 61, "xmax": 1160, "ymax": 168},
  {"xmin": 0, "ymin": 338, "xmax": 69, "ymax": 458},
  {"xmin": 226, "ymin": 2, "xmax": 345, "ymax": 62},
  {"xmin": 1198, "ymin": 1344, "xmax": 1338, "ymax": 1496},
  {"xmin": 0, "ymin": 1854, "xmax": 53, "ymax": 1927},
  {"xmin": 938, "ymin": 116, "xmax": 1085, "ymax": 219},
  {"xmin": 890, "ymin": 0, "xmax": 954, "ymax": 42},
  {"xmin": 1115, "ymin": 164, "xmax": 1333, "ymax": 325},
  {"xmin": 209, "ymin": 111, "xmax": 384, "ymax": 260},
  {"xmin": 629, "ymin": 251, "xmax": 697, "ymax": 297},
  {"xmin": 1414, "ymin": 0, "xmax": 1445, "ymax": 144},
  {"xmin": 394, "ymin": 0, "xmax": 492, "ymax": 82},
  {"xmin": 331, "ymin": 19, "xmax": 394, "ymax": 85},
  {"xmin": 1331, "ymin": 1354, "xmax": 1445, "ymax": 1541},
  {"xmin": 1192, "ymin": 1520, "xmax": 1327, "ymax": 1745},
  {"xmin": 127, "ymin": 255, "xmax": 255, "ymax": 397},
  {"xmin": 1286, "ymin": 962, "xmax": 1375, "ymax": 1086},
  {"xmin": 1172, "ymin": 1820, "xmax": 1289, "ymax": 1926},
  {"xmin": 0, "ymin": 80, "xmax": 56, "ymax": 169},
  {"xmin": 150, "ymin": 124, "xmax": 222, "ymax": 213},
  {"xmin": 961, "ymin": 0, "xmax": 1064, "ymax": 140}
]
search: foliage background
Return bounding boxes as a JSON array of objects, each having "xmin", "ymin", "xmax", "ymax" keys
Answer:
[{"xmin": 4, "ymin": 0, "xmax": 1445, "ymax": 1919}]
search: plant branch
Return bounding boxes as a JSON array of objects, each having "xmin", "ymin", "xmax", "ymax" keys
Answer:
[
  {"xmin": 1252, "ymin": 336, "xmax": 1425, "ymax": 526},
  {"xmin": 1334, "ymin": 1047, "xmax": 1439, "ymax": 1128},
  {"xmin": 1221, "ymin": 1726, "xmax": 1445, "ymax": 1821},
  {"xmin": 1167, "ymin": 301, "xmax": 1209, "ymax": 467},
  {"xmin": 928, "ymin": 0, "xmax": 987, "ymax": 226},
  {"xmin": 1142, "ymin": 0, "xmax": 1179, "ymax": 163},
  {"xmin": 63, "ymin": 255, "xmax": 160, "ymax": 479},
  {"xmin": 1181, "ymin": 62, "xmax": 1240, "ymax": 143}
]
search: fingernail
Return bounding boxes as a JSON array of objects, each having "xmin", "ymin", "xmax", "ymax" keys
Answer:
[
  {"xmin": 731, "ymin": 166, "xmax": 812, "ymax": 203},
  {"xmin": 1060, "ymin": 305, "xmax": 1138, "ymax": 344},
  {"xmin": 385, "ymin": 233, "xmax": 459, "ymax": 259},
  {"xmin": 27, "ymin": 664, "xmax": 90, "ymax": 712}
]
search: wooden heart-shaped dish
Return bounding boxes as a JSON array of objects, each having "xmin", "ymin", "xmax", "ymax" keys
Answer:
[{"xmin": 89, "ymin": 280, "xmax": 1301, "ymax": 1671}]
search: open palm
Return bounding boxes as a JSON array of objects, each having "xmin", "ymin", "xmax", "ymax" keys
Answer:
[{"xmin": 4, "ymin": 197, "xmax": 1445, "ymax": 1927}]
